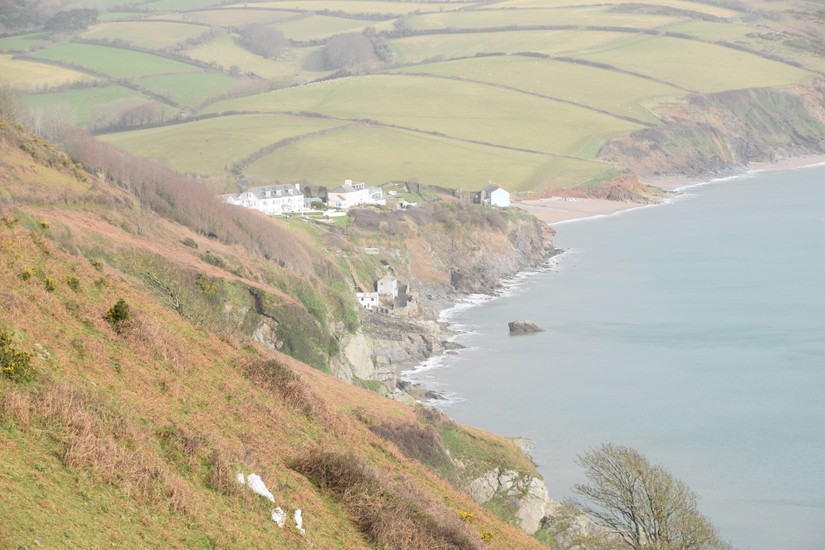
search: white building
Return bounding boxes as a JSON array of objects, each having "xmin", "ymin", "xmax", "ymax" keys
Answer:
[
  {"xmin": 376, "ymin": 274, "xmax": 398, "ymax": 298},
  {"xmin": 356, "ymin": 291, "xmax": 379, "ymax": 309},
  {"xmin": 327, "ymin": 180, "xmax": 384, "ymax": 209},
  {"xmin": 481, "ymin": 184, "xmax": 510, "ymax": 208},
  {"xmin": 226, "ymin": 183, "xmax": 304, "ymax": 215}
]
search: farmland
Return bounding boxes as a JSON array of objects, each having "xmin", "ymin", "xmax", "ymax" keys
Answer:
[{"xmin": 2, "ymin": 0, "xmax": 821, "ymax": 192}]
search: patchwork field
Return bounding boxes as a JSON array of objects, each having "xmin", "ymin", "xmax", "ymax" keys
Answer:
[
  {"xmin": 207, "ymin": 74, "xmax": 641, "ymax": 157},
  {"xmin": 244, "ymin": 125, "xmax": 615, "ymax": 190},
  {"xmin": 4, "ymin": 0, "xmax": 821, "ymax": 191},
  {"xmin": 0, "ymin": 56, "xmax": 97, "ymax": 90},
  {"xmin": 394, "ymin": 55, "xmax": 683, "ymax": 124},
  {"xmin": 100, "ymin": 114, "xmax": 352, "ymax": 175},
  {"xmin": 81, "ymin": 21, "xmax": 209, "ymax": 50},
  {"xmin": 25, "ymin": 86, "xmax": 170, "ymax": 127},
  {"xmin": 573, "ymin": 35, "xmax": 812, "ymax": 93},
  {"xmin": 32, "ymin": 43, "xmax": 206, "ymax": 78}
]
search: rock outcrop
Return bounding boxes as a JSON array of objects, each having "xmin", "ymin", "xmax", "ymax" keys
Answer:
[
  {"xmin": 467, "ymin": 468, "xmax": 549, "ymax": 534},
  {"xmin": 508, "ymin": 320, "xmax": 545, "ymax": 334}
]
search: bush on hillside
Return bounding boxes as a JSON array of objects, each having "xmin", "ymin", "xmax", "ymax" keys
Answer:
[
  {"xmin": 321, "ymin": 33, "xmax": 376, "ymax": 70},
  {"xmin": 292, "ymin": 448, "xmax": 483, "ymax": 549},
  {"xmin": 105, "ymin": 298, "xmax": 131, "ymax": 333},
  {"xmin": 0, "ymin": 330, "xmax": 35, "ymax": 383},
  {"xmin": 238, "ymin": 24, "xmax": 288, "ymax": 58}
]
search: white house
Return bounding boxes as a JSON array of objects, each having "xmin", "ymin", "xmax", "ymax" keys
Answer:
[
  {"xmin": 226, "ymin": 183, "xmax": 304, "ymax": 215},
  {"xmin": 327, "ymin": 180, "xmax": 384, "ymax": 209},
  {"xmin": 356, "ymin": 291, "xmax": 379, "ymax": 309},
  {"xmin": 376, "ymin": 274, "xmax": 398, "ymax": 298},
  {"xmin": 481, "ymin": 184, "xmax": 510, "ymax": 208}
]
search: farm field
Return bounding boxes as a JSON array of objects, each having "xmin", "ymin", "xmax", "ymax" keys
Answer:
[
  {"xmin": 152, "ymin": 9, "xmax": 298, "ymax": 26},
  {"xmin": 573, "ymin": 35, "xmax": 813, "ymax": 93},
  {"xmin": 206, "ymin": 74, "xmax": 642, "ymax": 157},
  {"xmin": 0, "ymin": 32, "xmax": 52, "ymax": 53},
  {"xmin": 394, "ymin": 55, "xmax": 682, "ymax": 124},
  {"xmin": 225, "ymin": 0, "xmax": 474, "ymax": 15},
  {"xmin": 0, "ymin": 55, "xmax": 97, "ymax": 90},
  {"xmin": 493, "ymin": 0, "xmax": 740, "ymax": 18},
  {"xmin": 185, "ymin": 34, "xmax": 327, "ymax": 80},
  {"xmin": 24, "ymin": 86, "xmax": 170, "ymax": 128},
  {"xmin": 32, "ymin": 43, "xmax": 207, "ymax": 79},
  {"xmin": 81, "ymin": 21, "xmax": 209, "ymax": 50},
  {"xmin": 137, "ymin": 72, "xmax": 239, "ymax": 107},
  {"xmin": 3, "ymin": 0, "xmax": 822, "ymax": 192},
  {"xmin": 244, "ymin": 125, "xmax": 615, "ymax": 190},
  {"xmin": 99, "ymin": 114, "xmax": 352, "ymax": 175},
  {"xmin": 401, "ymin": 6, "xmax": 678, "ymax": 31},
  {"xmin": 389, "ymin": 30, "xmax": 628, "ymax": 65}
]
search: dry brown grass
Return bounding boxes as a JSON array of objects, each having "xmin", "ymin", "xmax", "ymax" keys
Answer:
[
  {"xmin": 292, "ymin": 447, "xmax": 484, "ymax": 550},
  {"xmin": 7, "ymin": 379, "xmax": 202, "ymax": 515}
]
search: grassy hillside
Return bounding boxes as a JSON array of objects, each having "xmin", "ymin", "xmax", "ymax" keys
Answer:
[
  {"xmin": 4, "ymin": 0, "xmax": 823, "ymax": 192},
  {"xmin": 0, "ymin": 121, "xmax": 550, "ymax": 548}
]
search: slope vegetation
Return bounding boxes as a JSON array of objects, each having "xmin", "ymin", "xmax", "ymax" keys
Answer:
[{"xmin": 0, "ymin": 121, "xmax": 548, "ymax": 548}]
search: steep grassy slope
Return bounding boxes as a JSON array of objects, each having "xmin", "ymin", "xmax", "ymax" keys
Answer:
[{"xmin": 0, "ymin": 122, "xmax": 548, "ymax": 548}]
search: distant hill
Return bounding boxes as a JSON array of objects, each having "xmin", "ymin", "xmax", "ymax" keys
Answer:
[{"xmin": 4, "ymin": 0, "xmax": 825, "ymax": 192}]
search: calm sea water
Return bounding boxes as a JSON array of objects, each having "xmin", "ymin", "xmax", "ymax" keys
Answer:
[{"xmin": 405, "ymin": 166, "xmax": 825, "ymax": 550}]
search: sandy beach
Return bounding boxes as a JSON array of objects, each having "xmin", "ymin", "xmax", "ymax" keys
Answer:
[{"xmin": 516, "ymin": 154, "xmax": 825, "ymax": 226}]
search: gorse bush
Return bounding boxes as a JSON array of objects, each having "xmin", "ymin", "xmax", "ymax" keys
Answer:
[
  {"xmin": 1, "ymin": 330, "xmax": 34, "ymax": 382},
  {"xmin": 105, "ymin": 299, "xmax": 131, "ymax": 332}
]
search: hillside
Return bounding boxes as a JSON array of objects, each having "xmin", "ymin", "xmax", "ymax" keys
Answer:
[
  {"xmin": 4, "ymin": 0, "xmax": 825, "ymax": 192},
  {"xmin": 0, "ymin": 120, "xmax": 564, "ymax": 547}
]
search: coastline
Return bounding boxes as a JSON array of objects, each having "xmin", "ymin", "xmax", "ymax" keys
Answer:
[
  {"xmin": 405, "ymin": 152, "xmax": 825, "ymax": 401},
  {"xmin": 514, "ymin": 154, "xmax": 825, "ymax": 227}
]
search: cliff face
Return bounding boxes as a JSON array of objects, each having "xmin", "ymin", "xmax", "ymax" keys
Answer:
[{"xmin": 599, "ymin": 80, "xmax": 825, "ymax": 178}]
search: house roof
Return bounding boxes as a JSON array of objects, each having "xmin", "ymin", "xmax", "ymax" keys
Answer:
[
  {"xmin": 246, "ymin": 184, "xmax": 302, "ymax": 200},
  {"xmin": 330, "ymin": 183, "xmax": 365, "ymax": 194},
  {"xmin": 483, "ymin": 184, "xmax": 507, "ymax": 194}
]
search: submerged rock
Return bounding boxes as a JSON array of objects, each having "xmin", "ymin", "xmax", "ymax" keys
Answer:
[{"xmin": 508, "ymin": 320, "xmax": 545, "ymax": 334}]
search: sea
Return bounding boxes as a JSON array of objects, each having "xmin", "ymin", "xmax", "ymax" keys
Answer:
[{"xmin": 403, "ymin": 165, "xmax": 825, "ymax": 550}]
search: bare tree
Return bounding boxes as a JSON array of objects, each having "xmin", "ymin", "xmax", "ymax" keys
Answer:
[{"xmin": 573, "ymin": 444, "xmax": 731, "ymax": 550}]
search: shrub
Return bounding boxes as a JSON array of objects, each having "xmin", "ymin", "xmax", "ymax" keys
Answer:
[
  {"xmin": 38, "ymin": 220, "xmax": 50, "ymax": 229},
  {"xmin": 0, "ymin": 330, "xmax": 34, "ymax": 382},
  {"xmin": 89, "ymin": 258, "xmax": 104, "ymax": 271},
  {"xmin": 181, "ymin": 236, "xmax": 198, "ymax": 249},
  {"xmin": 43, "ymin": 277, "xmax": 55, "ymax": 292},
  {"xmin": 64, "ymin": 275, "xmax": 80, "ymax": 292},
  {"xmin": 201, "ymin": 251, "xmax": 227, "ymax": 269},
  {"xmin": 105, "ymin": 299, "xmax": 131, "ymax": 332},
  {"xmin": 19, "ymin": 267, "xmax": 34, "ymax": 281}
]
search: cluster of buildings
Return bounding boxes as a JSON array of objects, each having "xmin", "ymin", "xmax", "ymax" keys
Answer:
[
  {"xmin": 224, "ymin": 179, "xmax": 510, "ymax": 217},
  {"xmin": 356, "ymin": 273, "xmax": 402, "ymax": 311},
  {"xmin": 224, "ymin": 179, "xmax": 384, "ymax": 216}
]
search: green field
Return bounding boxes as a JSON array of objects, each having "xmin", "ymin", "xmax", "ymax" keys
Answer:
[
  {"xmin": 403, "ymin": 6, "xmax": 679, "ymax": 31},
  {"xmin": 225, "ymin": 0, "xmax": 473, "ymax": 15},
  {"xmin": 276, "ymin": 14, "xmax": 394, "ymax": 41},
  {"xmin": 82, "ymin": 21, "xmax": 209, "ymax": 50},
  {"xmin": 0, "ymin": 32, "xmax": 52, "ymax": 53},
  {"xmin": 8, "ymin": 0, "xmax": 823, "ymax": 192},
  {"xmin": 25, "ymin": 86, "xmax": 172, "ymax": 127},
  {"xmin": 0, "ymin": 55, "xmax": 97, "ymax": 90},
  {"xmin": 152, "ymin": 8, "xmax": 298, "ymax": 26},
  {"xmin": 185, "ymin": 33, "xmax": 327, "ymax": 81},
  {"xmin": 389, "ymin": 30, "xmax": 628, "ymax": 64},
  {"xmin": 495, "ymin": 0, "xmax": 740, "ymax": 18},
  {"xmin": 99, "ymin": 114, "xmax": 352, "ymax": 175},
  {"xmin": 33, "ymin": 43, "xmax": 207, "ymax": 79},
  {"xmin": 574, "ymin": 35, "xmax": 813, "ymax": 93},
  {"xmin": 138, "ymin": 72, "xmax": 239, "ymax": 107},
  {"xmin": 207, "ymin": 74, "xmax": 641, "ymax": 157},
  {"xmin": 244, "ymin": 124, "xmax": 615, "ymax": 190},
  {"xmin": 394, "ymin": 55, "xmax": 682, "ymax": 124}
]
